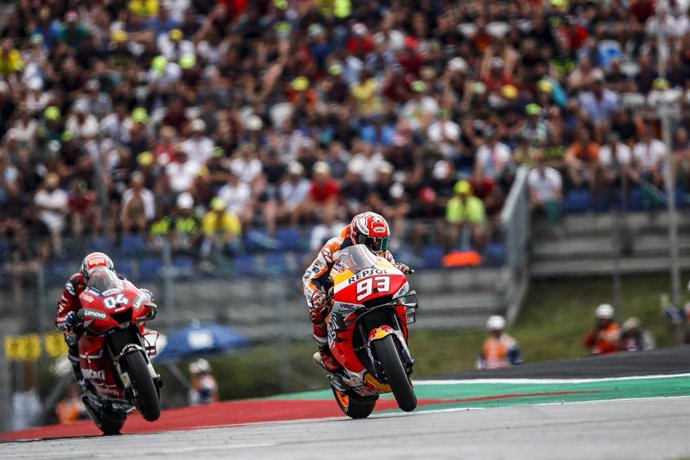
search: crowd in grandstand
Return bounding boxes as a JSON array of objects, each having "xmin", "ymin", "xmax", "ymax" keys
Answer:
[{"xmin": 0, "ymin": 0, "xmax": 689, "ymax": 269}]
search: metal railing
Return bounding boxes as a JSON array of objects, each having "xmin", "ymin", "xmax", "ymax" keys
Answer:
[{"xmin": 499, "ymin": 166, "xmax": 531, "ymax": 324}]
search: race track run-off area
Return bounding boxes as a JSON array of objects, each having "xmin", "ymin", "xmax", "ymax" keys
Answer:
[{"xmin": 2, "ymin": 347, "xmax": 689, "ymax": 459}]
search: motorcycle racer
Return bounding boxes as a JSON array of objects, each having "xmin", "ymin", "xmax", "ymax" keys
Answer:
[
  {"xmin": 55, "ymin": 252, "xmax": 157, "ymax": 391},
  {"xmin": 302, "ymin": 212, "xmax": 411, "ymax": 372}
]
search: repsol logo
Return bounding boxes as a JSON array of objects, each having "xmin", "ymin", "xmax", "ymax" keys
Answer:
[
  {"xmin": 347, "ymin": 269, "xmax": 386, "ymax": 284},
  {"xmin": 82, "ymin": 368, "xmax": 106, "ymax": 380},
  {"xmin": 84, "ymin": 309, "xmax": 107, "ymax": 320}
]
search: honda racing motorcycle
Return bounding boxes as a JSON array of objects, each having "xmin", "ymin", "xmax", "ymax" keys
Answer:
[
  {"xmin": 75, "ymin": 269, "xmax": 163, "ymax": 434},
  {"xmin": 314, "ymin": 244, "xmax": 419, "ymax": 418}
]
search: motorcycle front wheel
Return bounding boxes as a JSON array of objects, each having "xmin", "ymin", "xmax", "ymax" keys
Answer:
[
  {"xmin": 122, "ymin": 351, "xmax": 161, "ymax": 421},
  {"xmin": 331, "ymin": 387, "xmax": 378, "ymax": 419},
  {"xmin": 373, "ymin": 334, "xmax": 417, "ymax": 412}
]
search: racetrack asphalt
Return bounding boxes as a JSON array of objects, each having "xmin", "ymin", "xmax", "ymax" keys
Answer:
[{"xmin": 2, "ymin": 396, "xmax": 688, "ymax": 460}]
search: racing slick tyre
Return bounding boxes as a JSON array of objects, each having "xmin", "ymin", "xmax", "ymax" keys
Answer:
[
  {"xmin": 123, "ymin": 351, "xmax": 161, "ymax": 421},
  {"xmin": 82, "ymin": 396, "xmax": 126, "ymax": 435},
  {"xmin": 373, "ymin": 334, "xmax": 417, "ymax": 412},
  {"xmin": 331, "ymin": 387, "xmax": 378, "ymax": 419}
]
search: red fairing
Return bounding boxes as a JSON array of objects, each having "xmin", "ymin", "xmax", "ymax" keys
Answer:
[
  {"xmin": 78, "ymin": 334, "xmax": 124, "ymax": 399},
  {"xmin": 330, "ymin": 273, "xmax": 409, "ymax": 374},
  {"xmin": 77, "ymin": 282, "xmax": 152, "ymax": 397}
]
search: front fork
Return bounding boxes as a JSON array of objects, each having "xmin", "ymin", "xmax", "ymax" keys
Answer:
[{"xmin": 367, "ymin": 325, "xmax": 415, "ymax": 378}]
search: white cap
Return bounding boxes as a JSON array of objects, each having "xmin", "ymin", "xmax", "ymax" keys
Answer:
[
  {"xmin": 313, "ymin": 161, "xmax": 331, "ymax": 175},
  {"xmin": 176, "ymin": 192, "xmax": 194, "ymax": 209},
  {"xmin": 486, "ymin": 315, "xmax": 506, "ymax": 331},
  {"xmin": 595, "ymin": 303, "xmax": 614, "ymax": 319},
  {"xmin": 190, "ymin": 119, "xmax": 206, "ymax": 132},
  {"xmin": 447, "ymin": 57, "xmax": 468, "ymax": 73},
  {"xmin": 432, "ymin": 160, "xmax": 450, "ymax": 180},
  {"xmin": 287, "ymin": 161, "xmax": 304, "ymax": 175},
  {"xmin": 245, "ymin": 115, "xmax": 263, "ymax": 131},
  {"xmin": 189, "ymin": 358, "xmax": 210, "ymax": 374},
  {"xmin": 378, "ymin": 161, "xmax": 394, "ymax": 175}
]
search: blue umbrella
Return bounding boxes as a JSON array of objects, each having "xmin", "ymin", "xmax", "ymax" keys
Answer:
[{"xmin": 156, "ymin": 322, "xmax": 250, "ymax": 362}]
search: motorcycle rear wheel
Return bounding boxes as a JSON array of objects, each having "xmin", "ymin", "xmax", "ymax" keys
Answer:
[
  {"xmin": 373, "ymin": 334, "xmax": 417, "ymax": 412},
  {"xmin": 122, "ymin": 351, "xmax": 161, "ymax": 421},
  {"xmin": 331, "ymin": 387, "xmax": 378, "ymax": 419}
]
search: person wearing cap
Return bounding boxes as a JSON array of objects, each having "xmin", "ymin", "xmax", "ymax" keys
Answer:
[
  {"xmin": 121, "ymin": 171, "xmax": 155, "ymax": 234},
  {"xmin": 181, "ymin": 119, "xmax": 215, "ymax": 164},
  {"xmin": 583, "ymin": 303, "xmax": 621, "ymax": 355},
  {"xmin": 187, "ymin": 359, "xmax": 219, "ymax": 406},
  {"xmin": 129, "ymin": 0, "xmax": 160, "ymax": 18},
  {"xmin": 322, "ymin": 62, "xmax": 349, "ymax": 105},
  {"xmin": 58, "ymin": 11, "xmax": 91, "ymax": 51},
  {"xmin": 477, "ymin": 315, "xmax": 523, "ymax": 370},
  {"xmin": 400, "ymin": 78, "xmax": 439, "ymax": 131},
  {"xmin": 620, "ymin": 317, "xmax": 655, "ymax": 352},
  {"xmin": 201, "ymin": 196, "xmax": 242, "ymax": 257},
  {"xmin": 157, "ymin": 28, "xmax": 194, "ymax": 61},
  {"xmin": 165, "ymin": 147, "xmax": 203, "ymax": 193},
  {"xmin": 33, "ymin": 173, "xmax": 68, "ymax": 254},
  {"xmin": 171, "ymin": 192, "xmax": 201, "ymax": 252},
  {"xmin": 520, "ymin": 104, "xmax": 549, "ymax": 148},
  {"xmin": 445, "ymin": 180, "xmax": 487, "ymax": 251},
  {"xmin": 65, "ymin": 99, "xmax": 99, "ymax": 141}
]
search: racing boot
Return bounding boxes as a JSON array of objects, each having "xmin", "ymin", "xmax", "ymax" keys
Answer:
[
  {"xmin": 313, "ymin": 345, "xmax": 341, "ymax": 373},
  {"xmin": 68, "ymin": 341, "xmax": 94, "ymax": 394}
]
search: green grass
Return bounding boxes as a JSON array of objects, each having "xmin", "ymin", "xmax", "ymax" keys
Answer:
[{"xmin": 156, "ymin": 272, "xmax": 687, "ymax": 405}]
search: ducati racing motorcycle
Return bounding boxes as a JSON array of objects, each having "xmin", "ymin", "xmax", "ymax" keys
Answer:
[
  {"xmin": 74, "ymin": 269, "xmax": 163, "ymax": 434},
  {"xmin": 314, "ymin": 244, "xmax": 419, "ymax": 418}
]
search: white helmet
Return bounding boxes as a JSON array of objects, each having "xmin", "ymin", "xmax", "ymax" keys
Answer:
[
  {"xmin": 486, "ymin": 315, "xmax": 506, "ymax": 331},
  {"xmin": 595, "ymin": 303, "xmax": 614, "ymax": 319},
  {"xmin": 189, "ymin": 358, "xmax": 210, "ymax": 374}
]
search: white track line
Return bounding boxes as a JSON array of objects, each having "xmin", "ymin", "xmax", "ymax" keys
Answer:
[{"xmin": 414, "ymin": 373, "xmax": 690, "ymax": 385}]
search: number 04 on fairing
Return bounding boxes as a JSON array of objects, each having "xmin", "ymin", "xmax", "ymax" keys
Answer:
[{"xmin": 315, "ymin": 244, "xmax": 419, "ymax": 418}]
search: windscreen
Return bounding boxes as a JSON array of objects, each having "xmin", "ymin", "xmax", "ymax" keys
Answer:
[
  {"xmin": 87, "ymin": 268, "xmax": 123, "ymax": 293},
  {"xmin": 334, "ymin": 244, "xmax": 379, "ymax": 274}
]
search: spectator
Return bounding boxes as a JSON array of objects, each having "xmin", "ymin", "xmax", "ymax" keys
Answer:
[
  {"xmin": 583, "ymin": 303, "xmax": 621, "ymax": 355},
  {"xmin": 182, "ymin": 119, "xmax": 215, "ymax": 164},
  {"xmin": 564, "ymin": 127, "xmax": 601, "ymax": 193},
  {"xmin": 632, "ymin": 124, "xmax": 667, "ymax": 190},
  {"xmin": 121, "ymin": 171, "xmax": 155, "ymax": 234},
  {"xmin": 599, "ymin": 132, "xmax": 635, "ymax": 202},
  {"xmin": 56, "ymin": 384, "xmax": 87, "ymax": 424},
  {"xmin": 217, "ymin": 171, "xmax": 252, "ymax": 226},
  {"xmin": 310, "ymin": 206, "xmax": 346, "ymax": 254},
  {"xmin": 201, "ymin": 196, "xmax": 241, "ymax": 258},
  {"xmin": 67, "ymin": 180, "xmax": 100, "ymax": 237},
  {"xmin": 171, "ymin": 192, "xmax": 201, "ymax": 253},
  {"xmin": 278, "ymin": 161, "xmax": 311, "ymax": 226},
  {"xmin": 445, "ymin": 180, "xmax": 487, "ymax": 252},
  {"xmin": 165, "ymin": 148, "xmax": 201, "ymax": 194},
  {"xmin": 620, "ymin": 317, "xmax": 656, "ymax": 352},
  {"xmin": 477, "ymin": 315, "xmax": 523, "ymax": 370},
  {"xmin": 33, "ymin": 173, "xmax": 68, "ymax": 254},
  {"xmin": 578, "ymin": 73, "xmax": 619, "ymax": 143},
  {"xmin": 188, "ymin": 359, "xmax": 219, "ymax": 406},
  {"xmin": 527, "ymin": 152, "xmax": 563, "ymax": 237}
]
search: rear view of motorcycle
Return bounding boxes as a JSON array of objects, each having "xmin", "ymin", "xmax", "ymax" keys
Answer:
[
  {"xmin": 313, "ymin": 244, "xmax": 419, "ymax": 418},
  {"xmin": 76, "ymin": 269, "xmax": 163, "ymax": 434}
]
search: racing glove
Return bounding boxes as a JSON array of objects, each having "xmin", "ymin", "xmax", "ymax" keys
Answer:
[
  {"xmin": 309, "ymin": 290, "xmax": 327, "ymax": 323},
  {"xmin": 64, "ymin": 311, "xmax": 82, "ymax": 330},
  {"xmin": 395, "ymin": 262, "xmax": 413, "ymax": 274}
]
